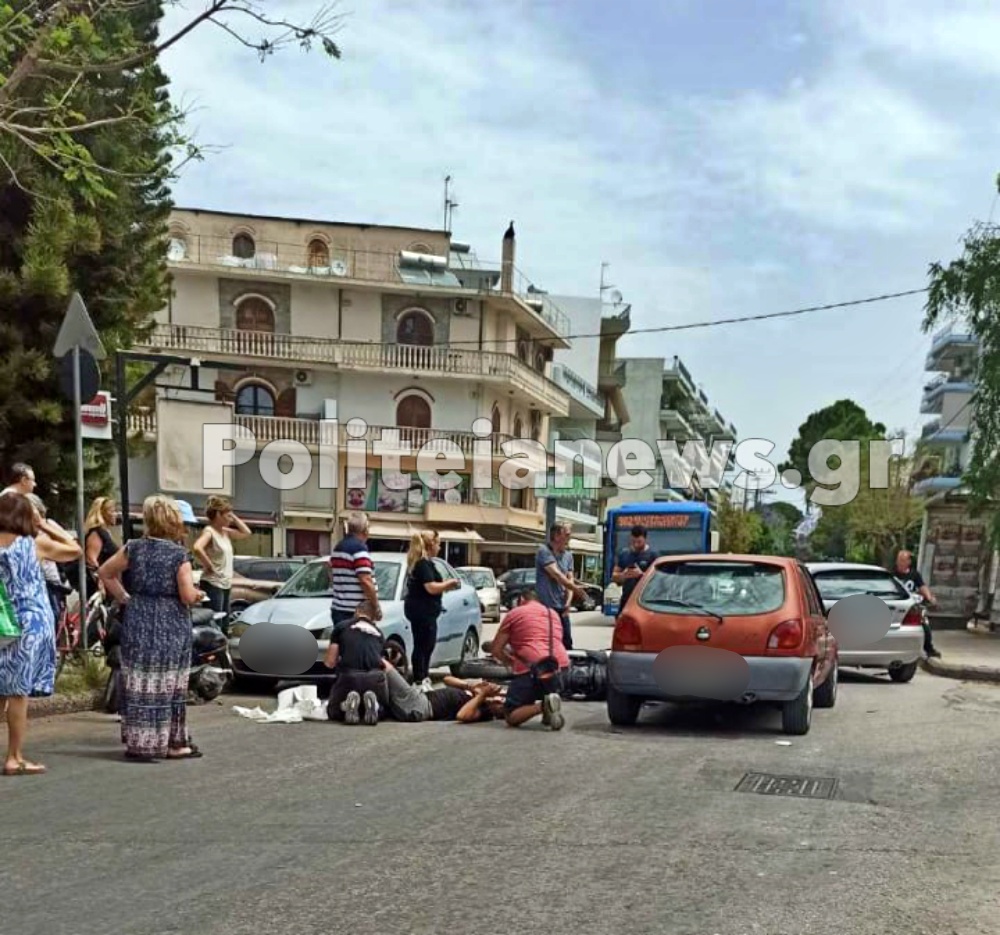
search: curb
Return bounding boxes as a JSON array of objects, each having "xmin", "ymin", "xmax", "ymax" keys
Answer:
[
  {"xmin": 0, "ymin": 690, "xmax": 104, "ymax": 723},
  {"xmin": 919, "ymin": 658, "xmax": 1000, "ymax": 684}
]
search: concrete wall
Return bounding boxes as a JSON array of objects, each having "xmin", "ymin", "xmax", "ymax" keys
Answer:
[{"xmin": 548, "ymin": 295, "xmax": 601, "ymax": 386}]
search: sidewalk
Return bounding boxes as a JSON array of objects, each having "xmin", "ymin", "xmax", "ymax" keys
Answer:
[{"xmin": 920, "ymin": 624, "xmax": 1000, "ymax": 683}]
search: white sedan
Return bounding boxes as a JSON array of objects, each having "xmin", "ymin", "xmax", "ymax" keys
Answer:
[
  {"xmin": 806, "ymin": 562, "xmax": 924, "ymax": 683},
  {"xmin": 227, "ymin": 553, "xmax": 483, "ymax": 681}
]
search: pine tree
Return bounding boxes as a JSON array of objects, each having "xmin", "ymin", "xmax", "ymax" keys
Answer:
[{"xmin": 0, "ymin": 3, "xmax": 173, "ymax": 523}]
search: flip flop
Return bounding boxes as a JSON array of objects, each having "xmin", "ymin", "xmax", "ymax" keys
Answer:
[
  {"xmin": 124, "ymin": 752, "xmax": 158, "ymax": 763},
  {"xmin": 166, "ymin": 747, "xmax": 203, "ymax": 759},
  {"xmin": 3, "ymin": 762, "xmax": 46, "ymax": 776}
]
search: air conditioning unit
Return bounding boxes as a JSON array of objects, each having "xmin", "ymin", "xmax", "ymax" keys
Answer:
[
  {"xmin": 294, "ymin": 370, "xmax": 313, "ymax": 386},
  {"xmin": 453, "ymin": 298, "xmax": 470, "ymax": 315}
]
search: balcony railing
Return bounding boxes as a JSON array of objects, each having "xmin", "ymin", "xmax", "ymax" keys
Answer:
[
  {"xmin": 137, "ymin": 324, "xmax": 570, "ymax": 415},
  {"xmin": 551, "ymin": 363, "xmax": 603, "ymax": 413},
  {"xmin": 128, "ymin": 411, "xmax": 524, "ymax": 457},
  {"xmin": 166, "ymin": 233, "xmax": 570, "ymax": 338}
]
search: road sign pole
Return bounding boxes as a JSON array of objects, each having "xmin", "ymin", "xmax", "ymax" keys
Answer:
[{"xmin": 72, "ymin": 345, "xmax": 89, "ymax": 650}]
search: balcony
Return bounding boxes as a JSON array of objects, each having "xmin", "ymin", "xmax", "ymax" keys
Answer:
[
  {"xmin": 920, "ymin": 418, "xmax": 970, "ymax": 445},
  {"xmin": 167, "ymin": 234, "xmax": 571, "ymax": 344},
  {"xmin": 127, "ymin": 411, "xmax": 549, "ymax": 475},
  {"xmin": 920, "ymin": 374, "xmax": 976, "ymax": 414},
  {"xmin": 662, "ymin": 356, "xmax": 698, "ymax": 398},
  {"xmin": 659, "ymin": 405, "xmax": 695, "ymax": 439},
  {"xmin": 551, "ymin": 363, "xmax": 604, "ymax": 418},
  {"xmin": 926, "ymin": 324, "xmax": 978, "ymax": 371},
  {"xmin": 137, "ymin": 323, "xmax": 570, "ymax": 417}
]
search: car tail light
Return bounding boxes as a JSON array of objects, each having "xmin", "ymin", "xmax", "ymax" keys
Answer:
[
  {"xmin": 612, "ymin": 615, "xmax": 642, "ymax": 652},
  {"xmin": 766, "ymin": 619, "xmax": 803, "ymax": 652},
  {"xmin": 902, "ymin": 605, "xmax": 923, "ymax": 626}
]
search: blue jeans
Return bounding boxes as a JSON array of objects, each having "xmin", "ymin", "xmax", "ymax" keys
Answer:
[{"xmin": 540, "ymin": 605, "xmax": 572, "ymax": 651}]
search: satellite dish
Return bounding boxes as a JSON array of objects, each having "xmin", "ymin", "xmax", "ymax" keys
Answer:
[
  {"xmin": 610, "ymin": 289, "xmax": 623, "ymax": 304},
  {"xmin": 330, "ymin": 259, "xmax": 348, "ymax": 276}
]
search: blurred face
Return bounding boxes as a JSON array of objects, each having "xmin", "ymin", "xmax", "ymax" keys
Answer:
[
  {"xmin": 426, "ymin": 534, "xmax": 440, "ymax": 556},
  {"xmin": 631, "ymin": 534, "xmax": 646, "ymax": 552},
  {"xmin": 103, "ymin": 500, "xmax": 117, "ymax": 525},
  {"xmin": 552, "ymin": 527, "xmax": 570, "ymax": 550},
  {"xmin": 19, "ymin": 471, "xmax": 35, "ymax": 494},
  {"xmin": 896, "ymin": 551, "xmax": 911, "ymax": 572}
]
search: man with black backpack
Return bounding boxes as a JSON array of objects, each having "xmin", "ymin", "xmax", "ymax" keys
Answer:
[{"xmin": 490, "ymin": 589, "xmax": 569, "ymax": 730}]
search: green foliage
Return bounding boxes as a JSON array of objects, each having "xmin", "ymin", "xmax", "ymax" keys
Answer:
[
  {"xmin": 925, "ymin": 218, "xmax": 1000, "ymax": 544},
  {"xmin": 779, "ymin": 399, "xmax": 886, "ymax": 492},
  {"xmin": 717, "ymin": 493, "xmax": 766, "ymax": 553}
]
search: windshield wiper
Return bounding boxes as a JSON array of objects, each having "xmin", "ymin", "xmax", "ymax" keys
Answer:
[{"xmin": 648, "ymin": 598, "xmax": 724, "ymax": 625}]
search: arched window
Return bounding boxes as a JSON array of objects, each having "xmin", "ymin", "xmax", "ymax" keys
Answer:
[
  {"xmin": 235, "ymin": 383, "xmax": 275, "ymax": 416},
  {"xmin": 307, "ymin": 239, "xmax": 329, "ymax": 267},
  {"xmin": 232, "ymin": 233, "xmax": 255, "ymax": 259},
  {"xmin": 530, "ymin": 410, "xmax": 541, "ymax": 441},
  {"xmin": 517, "ymin": 341, "xmax": 530, "ymax": 363},
  {"xmin": 396, "ymin": 310, "xmax": 434, "ymax": 346},
  {"xmin": 396, "ymin": 393, "xmax": 431, "ymax": 428},
  {"xmin": 491, "ymin": 405, "xmax": 501, "ymax": 436},
  {"xmin": 535, "ymin": 351, "xmax": 547, "ymax": 373},
  {"xmin": 513, "ymin": 415, "xmax": 523, "ymax": 439},
  {"xmin": 236, "ymin": 296, "xmax": 275, "ymax": 332}
]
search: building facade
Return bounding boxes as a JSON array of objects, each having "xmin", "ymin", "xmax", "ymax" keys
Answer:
[{"xmin": 125, "ymin": 208, "xmax": 575, "ymax": 569}]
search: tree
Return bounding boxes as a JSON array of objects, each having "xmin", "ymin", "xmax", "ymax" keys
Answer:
[
  {"xmin": 925, "ymin": 210, "xmax": 1000, "ymax": 542},
  {"xmin": 844, "ymin": 452, "xmax": 924, "ymax": 566},
  {"xmin": 717, "ymin": 492, "xmax": 765, "ymax": 553},
  {"xmin": 779, "ymin": 399, "xmax": 886, "ymax": 492},
  {"xmin": 0, "ymin": 1, "xmax": 343, "ymax": 195}
]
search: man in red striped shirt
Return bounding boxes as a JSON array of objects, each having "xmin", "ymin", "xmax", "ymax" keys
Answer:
[{"xmin": 330, "ymin": 512, "xmax": 381, "ymax": 627}]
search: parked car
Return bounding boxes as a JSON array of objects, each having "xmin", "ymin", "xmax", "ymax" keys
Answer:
[
  {"xmin": 229, "ymin": 556, "xmax": 307, "ymax": 614},
  {"xmin": 456, "ymin": 566, "xmax": 501, "ymax": 621},
  {"xmin": 607, "ymin": 554, "xmax": 838, "ymax": 735},
  {"xmin": 226, "ymin": 553, "xmax": 482, "ymax": 681},
  {"xmin": 496, "ymin": 567, "xmax": 601, "ymax": 611},
  {"xmin": 805, "ymin": 562, "xmax": 923, "ymax": 683}
]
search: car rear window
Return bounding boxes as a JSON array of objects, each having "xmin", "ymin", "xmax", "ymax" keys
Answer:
[
  {"xmin": 810, "ymin": 569, "xmax": 908, "ymax": 602},
  {"xmin": 639, "ymin": 561, "xmax": 786, "ymax": 616}
]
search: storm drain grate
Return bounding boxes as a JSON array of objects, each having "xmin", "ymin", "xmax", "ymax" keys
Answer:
[{"xmin": 735, "ymin": 772, "xmax": 839, "ymax": 799}]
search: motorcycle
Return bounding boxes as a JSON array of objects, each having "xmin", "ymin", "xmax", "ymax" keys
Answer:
[{"xmin": 101, "ymin": 599, "xmax": 234, "ymax": 714}]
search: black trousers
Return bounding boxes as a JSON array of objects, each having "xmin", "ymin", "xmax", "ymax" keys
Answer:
[
  {"xmin": 326, "ymin": 670, "xmax": 388, "ymax": 720},
  {"xmin": 408, "ymin": 608, "xmax": 438, "ymax": 683}
]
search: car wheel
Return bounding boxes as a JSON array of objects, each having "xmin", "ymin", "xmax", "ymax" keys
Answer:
[
  {"xmin": 813, "ymin": 658, "xmax": 837, "ymax": 709},
  {"xmin": 606, "ymin": 685, "xmax": 642, "ymax": 726},
  {"xmin": 451, "ymin": 657, "xmax": 512, "ymax": 680},
  {"xmin": 447, "ymin": 628, "xmax": 482, "ymax": 676},
  {"xmin": 384, "ymin": 638, "xmax": 411, "ymax": 681},
  {"xmin": 888, "ymin": 661, "xmax": 918, "ymax": 683},
  {"xmin": 781, "ymin": 677, "xmax": 813, "ymax": 735}
]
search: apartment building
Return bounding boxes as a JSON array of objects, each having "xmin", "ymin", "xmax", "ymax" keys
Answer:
[
  {"xmin": 608, "ymin": 355, "xmax": 737, "ymax": 511},
  {"xmin": 125, "ymin": 208, "xmax": 574, "ymax": 568},
  {"xmin": 912, "ymin": 323, "xmax": 989, "ymax": 623}
]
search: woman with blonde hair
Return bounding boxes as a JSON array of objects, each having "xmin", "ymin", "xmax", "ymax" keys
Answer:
[
  {"xmin": 99, "ymin": 495, "xmax": 206, "ymax": 762},
  {"xmin": 192, "ymin": 495, "xmax": 250, "ymax": 621},
  {"xmin": 84, "ymin": 496, "xmax": 118, "ymax": 595},
  {"xmin": 404, "ymin": 530, "xmax": 460, "ymax": 691}
]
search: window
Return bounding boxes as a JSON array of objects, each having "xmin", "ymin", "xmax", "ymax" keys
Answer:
[
  {"xmin": 809, "ymin": 569, "xmax": 908, "ymax": 602},
  {"xmin": 232, "ymin": 233, "xmax": 255, "ymax": 259},
  {"xmin": 535, "ymin": 351, "xmax": 547, "ymax": 372},
  {"xmin": 277, "ymin": 559, "xmax": 401, "ymax": 601},
  {"xmin": 517, "ymin": 341, "xmax": 530, "ymax": 363},
  {"xmin": 396, "ymin": 310, "xmax": 434, "ymax": 346},
  {"xmin": 396, "ymin": 394, "xmax": 431, "ymax": 428},
  {"xmin": 530, "ymin": 410, "xmax": 541, "ymax": 441},
  {"xmin": 639, "ymin": 560, "xmax": 786, "ymax": 616},
  {"xmin": 307, "ymin": 239, "xmax": 329, "ymax": 267},
  {"xmin": 491, "ymin": 405, "xmax": 501, "ymax": 435},
  {"xmin": 797, "ymin": 566, "xmax": 823, "ymax": 617},
  {"xmin": 513, "ymin": 415, "xmax": 523, "ymax": 439},
  {"xmin": 236, "ymin": 383, "xmax": 275, "ymax": 416},
  {"xmin": 235, "ymin": 297, "xmax": 275, "ymax": 333}
]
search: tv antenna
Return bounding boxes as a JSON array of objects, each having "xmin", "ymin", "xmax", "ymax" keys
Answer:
[
  {"xmin": 443, "ymin": 175, "xmax": 459, "ymax": 232},
  {"xmin": 600, "ymin": 262, "xmax": 623, "ymax": 304}
]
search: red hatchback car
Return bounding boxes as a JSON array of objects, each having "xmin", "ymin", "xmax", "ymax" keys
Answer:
[{"xmin": 607, "ymin": 554, "xmax": 839, "ymax": 735}]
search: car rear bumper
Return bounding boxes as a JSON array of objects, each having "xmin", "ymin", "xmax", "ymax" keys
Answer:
[
  {"xmin": 838, "ymin": 626, "xmax": 923, "ymax": 668},
  {"xmin": 608, "ymin": 651, "xmax": 812, "ymax": 702}
]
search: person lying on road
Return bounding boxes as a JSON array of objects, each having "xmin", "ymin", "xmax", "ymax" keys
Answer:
[
  {"xmin": 323, "ymin": 599, "xmax": 388, "ymax": 726},
  {"xmin": 380, "ymin": 661, "xmax": 505, "ymax": 723}
]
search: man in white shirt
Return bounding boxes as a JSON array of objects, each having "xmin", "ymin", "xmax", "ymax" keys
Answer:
[{"xmin": 2, "ymin": 462, "xmax": 36, "ymax": 497}]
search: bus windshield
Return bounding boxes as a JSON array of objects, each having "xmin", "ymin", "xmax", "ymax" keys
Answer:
[{"xmin": 613, "ymin": 525, "xmax": 704, "ymax": 558}]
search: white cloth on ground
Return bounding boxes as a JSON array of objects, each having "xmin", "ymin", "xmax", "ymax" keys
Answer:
[{"xmin": 232, "ymin": 685, "xmax": 328, "ymax": 723}]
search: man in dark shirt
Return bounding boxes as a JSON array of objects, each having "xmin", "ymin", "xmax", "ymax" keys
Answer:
[
  {"xmin": 892, "ymin": 550, "xmax": 941, "ymax": 658},
  {"xmin": 323, "ymin": 600, "xmax": 389, "ymax": 724},
  {"xmin": 381, "ymin": 662, "xmax": 504, "ymax": 722},
  {"xmin": 611, "ymin": 525, "xmax": 657, "ymax": 616}
]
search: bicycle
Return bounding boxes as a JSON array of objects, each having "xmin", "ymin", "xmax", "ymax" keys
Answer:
[{"xmin": 55, "ymin": 589, "xmax": 106, "ymax": 679}]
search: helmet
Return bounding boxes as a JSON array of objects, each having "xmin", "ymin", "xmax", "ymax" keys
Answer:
[
  {"xmin": 190, "ymin": 665, "xmax": 227, "ymax": 701},
  {"xmin": 192, "ymin": 623, "xmax": 227, "ymax": 657}
]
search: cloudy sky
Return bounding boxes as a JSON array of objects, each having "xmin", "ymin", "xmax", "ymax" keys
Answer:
[{"xmin": 159, "ymin": 0, "xmax": 998, "ymax": 485}]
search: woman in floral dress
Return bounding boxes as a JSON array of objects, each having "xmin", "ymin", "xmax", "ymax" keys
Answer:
[
  {"xmin": 99, "ymin": 495, "xmax": 205, "ymax": 762},
  {"xmin": 0, "ymin": 492, "xmax": 82, "ymax": 775}
]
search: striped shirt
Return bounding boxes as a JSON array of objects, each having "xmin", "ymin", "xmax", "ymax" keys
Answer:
[{"xmin": 330, "ymin": 535, "xmax": 375, "ymax": 614}]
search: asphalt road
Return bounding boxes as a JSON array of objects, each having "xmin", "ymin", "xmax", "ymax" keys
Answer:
[{"xmin": 8, "ymin": 613, "xmax": 1000, "ymax": 935}]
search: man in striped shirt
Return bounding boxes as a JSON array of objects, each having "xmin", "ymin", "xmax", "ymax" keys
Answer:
[{"xmin": 330, "ymin": 512, "xmax": 381, "ymax": 626}]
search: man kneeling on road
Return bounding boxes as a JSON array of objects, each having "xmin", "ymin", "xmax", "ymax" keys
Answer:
[
  {"xmin": 490, "ymin": 589, "xmax": 568, "ymax": 730},
  {"xmin": 323, "ymin": 600, "xmax": 388, "ymax": 726},
  {"xmin": 381, "ymin": 661, "xmax": 505, "ymax": 722}
]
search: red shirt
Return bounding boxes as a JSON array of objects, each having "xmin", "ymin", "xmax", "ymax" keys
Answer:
[{"xmin": 497, "ymin": 600, "xmax": 570, "ymax": 675}]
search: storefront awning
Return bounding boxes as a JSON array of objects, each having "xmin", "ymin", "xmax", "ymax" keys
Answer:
[
  {"xmin": 366, "ymin": 520, "xmax": 418, "ymax": 539},
  {"xmin": 437, "ymin": 528, "xmax": 484, "ymax": 542},
  {"xmin": 569, "ymin": 537, "xmax": 603, "ymax": 555},
  {"xmin": 282, "ymin": 510, "xmax": 333, "ymax": 521},
  {"xmin": 128, "ymin": 505, "xmax": 276, "ymax": 527}
]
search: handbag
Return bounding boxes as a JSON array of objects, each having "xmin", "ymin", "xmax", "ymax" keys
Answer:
[{"xmin": 0, "ymin": 577, "xmax": 22, "ymax": 648}]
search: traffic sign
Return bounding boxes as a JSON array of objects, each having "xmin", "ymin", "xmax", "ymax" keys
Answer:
[
  {"xmin": 54, "ymin": 292, "xmax": 106, "ymax": 360},
  {"xmin": 58, "ymin": 348, "xmax": 99, "ymax": 402}
]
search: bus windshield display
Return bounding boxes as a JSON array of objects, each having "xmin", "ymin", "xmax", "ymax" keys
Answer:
[{"xmin": 613, "ymin": 526, "xmax": 705, "ymax": 558}]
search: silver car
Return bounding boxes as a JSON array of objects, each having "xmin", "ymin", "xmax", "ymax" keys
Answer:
[
  {"xmin": 806, "ymin": 562, "xmax": 923, "ymax": 683},
  {"xmin": 227, "ymin": 553, "xmax": 483, "ymax": 681},
  {"xmin": 456, "ymin": 566, "xmax": 501, "ymax": 622}
]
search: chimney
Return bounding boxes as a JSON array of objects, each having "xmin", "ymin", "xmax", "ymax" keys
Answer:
[{"xmin": 501, "ymin": 221, "xmax": 515, "ymax": 292}]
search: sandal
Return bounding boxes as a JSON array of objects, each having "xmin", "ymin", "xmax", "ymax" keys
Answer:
[
  {"xmin": 3, "ymin": 761, "xmax": 46, "ymax": 776},
  {"xmin": 124, "ymin": 752, "xmax": 158, "ymax": 763},
  {"xmin": 166, "ymin": 746, "xmax": 203, "ymax": 759}
]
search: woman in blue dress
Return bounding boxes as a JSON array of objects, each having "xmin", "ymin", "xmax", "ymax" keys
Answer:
[
  {"xmin": 0, "ymin": 492, "xmax": 82, "ymax": 776},
  {"xmin": 99, "ymin": 494, "xmax": 205, "ymax": 762}
]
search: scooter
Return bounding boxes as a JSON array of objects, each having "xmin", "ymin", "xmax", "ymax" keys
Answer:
[{"xmin": 101, "ymin": 599, "xmax": 233, "ymax": 714}]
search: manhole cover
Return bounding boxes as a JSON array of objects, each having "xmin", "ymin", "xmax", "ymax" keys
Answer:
[{"xmin": 735, "ymin": 772, "xmax": 839, "ymax": 799}]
